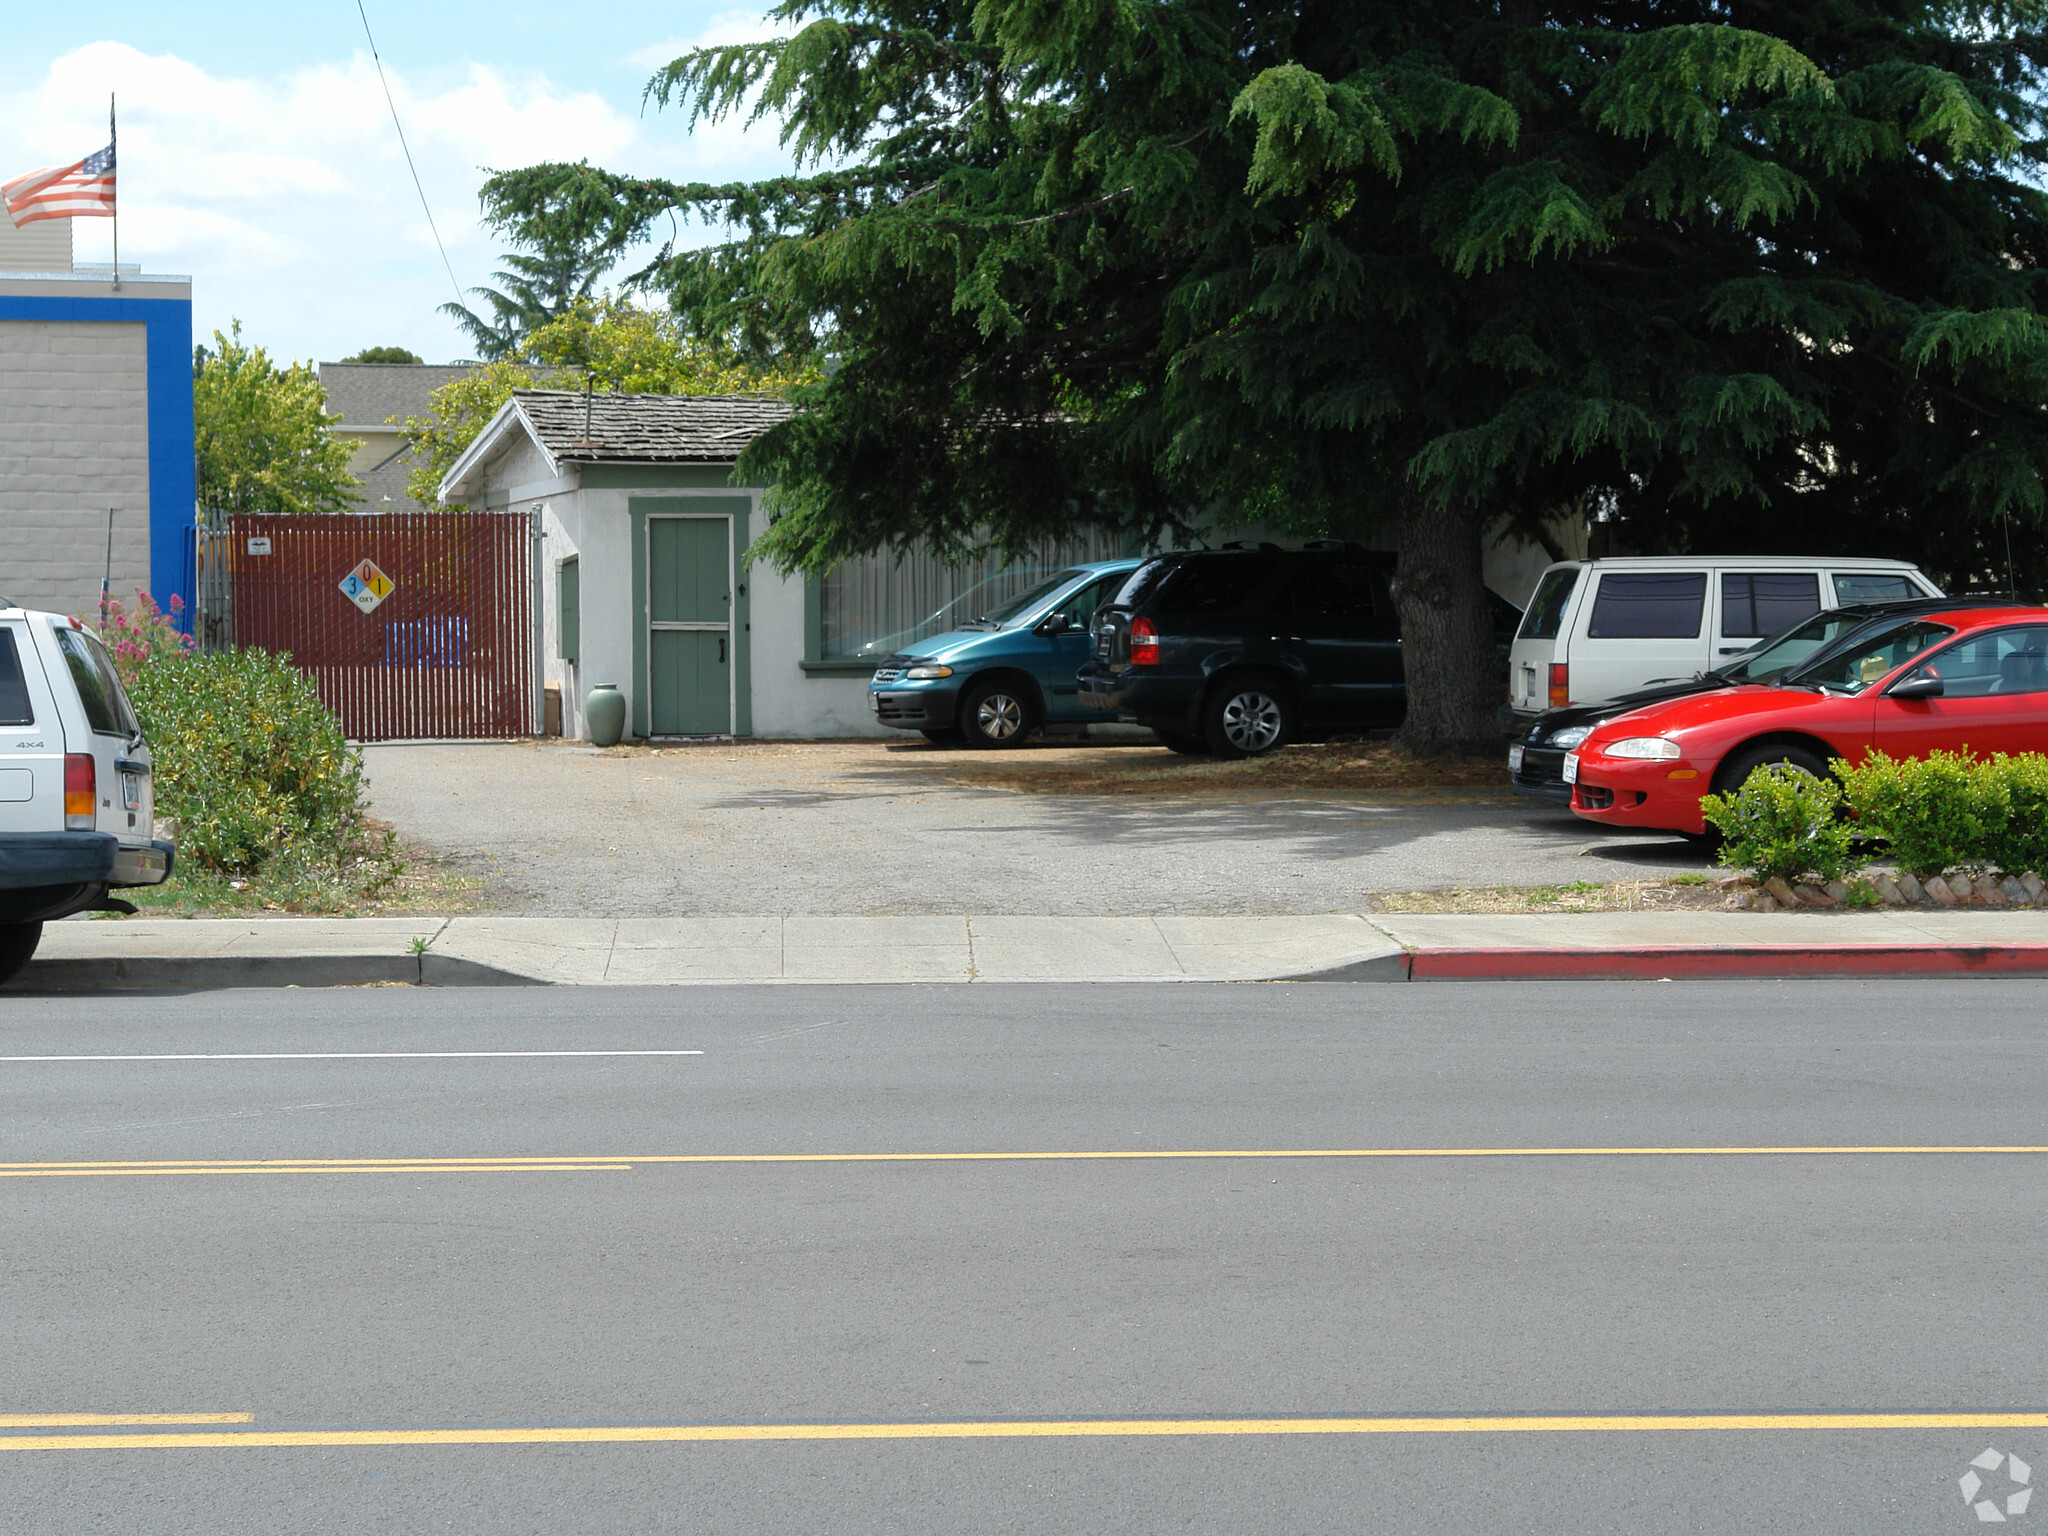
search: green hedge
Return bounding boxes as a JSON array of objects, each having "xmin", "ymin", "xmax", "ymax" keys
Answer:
[
  {"xmin": 1698, "ymin": 764, "xmax": 1857, "ymax": 883},
  {"xmin": 1704, "ymin": 749, "xmax": 2048, "ymax": 883}
]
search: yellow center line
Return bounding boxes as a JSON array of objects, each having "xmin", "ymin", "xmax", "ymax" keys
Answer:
[
  {"xmin": 0, "ymin": 1414, "xmax": 253, "ymax": 1428},
  {"xmin": 0, "ymin": 1164, "xmax": 631, "ymax": 1179},
  {"xmin": 7, "ymin": 1412, "xmax": 2048, "ymax": 1450},
  {"xmin": 0, "ymin": 1146, "xmax": 2041, "ymax": 1178}
]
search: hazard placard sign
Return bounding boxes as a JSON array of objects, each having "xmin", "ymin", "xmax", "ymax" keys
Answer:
[{"xmin": 339, "ymin": 558, "xmax": 396, "ymax": 615}]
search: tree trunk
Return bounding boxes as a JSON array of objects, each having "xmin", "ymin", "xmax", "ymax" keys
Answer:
[{"xmin": 1389, "ymin": 490, "xmax": 1503, "ymax": 756}]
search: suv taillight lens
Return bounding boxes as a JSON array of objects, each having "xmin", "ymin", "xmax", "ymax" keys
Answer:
[
  {"xmin": 1548, "ymin": 663, "xmax": 1569, "ymax": 708},
  {"xmin": 1130, "ymin": 617, "xmax": 1159, "ymax": 666},
  {"xmin": 65, "ymin": 753, "xmax": 96, "ymax": 829}
]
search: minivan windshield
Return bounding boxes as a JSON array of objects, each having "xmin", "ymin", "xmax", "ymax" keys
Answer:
[
  {"xmin": 1782, "ymin": 618, "xmax": 1953, "ymax": 695},
  {"xmin": 976, "ymin": 569, "xmax": 1086, "ymax": 627},
  {"xmin": 1717, "ymin": 609, "xmax": 1888, "ymax": 685}
]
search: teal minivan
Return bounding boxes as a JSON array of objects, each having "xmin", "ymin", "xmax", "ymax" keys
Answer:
[{"xmin": 867, "ymin": 559, "xmax": 1142, "ymax": 747}]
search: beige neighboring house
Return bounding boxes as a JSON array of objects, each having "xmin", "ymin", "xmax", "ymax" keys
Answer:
[{"xmin": 317, "ymin": 363, "xmax": 470, "ymax": 512}]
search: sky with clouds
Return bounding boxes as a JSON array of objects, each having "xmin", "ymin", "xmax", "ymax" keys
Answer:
[{"xmin": 1, "ymin": 2, "xmax": 798, "ymax": 364}]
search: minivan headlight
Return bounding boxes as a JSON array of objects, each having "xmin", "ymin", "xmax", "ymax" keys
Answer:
[
  {"xmin": 1603, "ymin": 736, "xmax": 1681, "ymax": 760},
  {"xmin": 1546, "ymin": 725, "xmax": 1591, "ymax": 749},
  {"xmin": 904, "ymin": 663, "xmax": 954, "ymax": 680}
]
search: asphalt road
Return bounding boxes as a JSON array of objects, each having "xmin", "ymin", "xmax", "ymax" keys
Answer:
[
  {"xmin": 2, "ymin": 980, "xmax": 2043, "ymax": 1533},
  {"xmin": 363, "ymin": 741, "xmax": 1710, "ymax": 914}
]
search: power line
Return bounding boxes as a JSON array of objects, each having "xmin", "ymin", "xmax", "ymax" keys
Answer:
[{"xmin": 354, "ymin": 0, "xmax": 466, "ymax": 307}]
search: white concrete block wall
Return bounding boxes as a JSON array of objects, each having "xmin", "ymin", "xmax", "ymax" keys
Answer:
[
  {"xmin": 0, "ymin": 218, "xmax": 72, "ymax": 273},
  {"xmin": 0, "ymin": 319, "xmax": 152, "ymax": 621}
]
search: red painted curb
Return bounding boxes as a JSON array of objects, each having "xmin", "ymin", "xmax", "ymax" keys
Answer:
[{"xmin": 1407, "ymin": 945, "xmax": 2048, "ymax": 981}]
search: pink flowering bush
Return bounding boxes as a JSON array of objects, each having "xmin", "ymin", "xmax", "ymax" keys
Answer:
[{"xmin": 98, "ymin": 589, "xmax": 194, "ymax": 684}]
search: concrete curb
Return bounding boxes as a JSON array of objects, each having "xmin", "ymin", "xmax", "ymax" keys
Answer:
[
  {"xmin": 19, "ymin": 952, "xmax": 537, "ymax": 993},
  {"xmin": 21, "ymin": 942, "xmax": 2048, "ymax": 990},
  {"xmin": 1278, "ymin": 950, "xmax": 1414, "ymax": 983}
]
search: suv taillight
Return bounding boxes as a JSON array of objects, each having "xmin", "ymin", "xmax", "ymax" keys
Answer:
[
  {"xmin": 1130, "ymin": 617, "xmax": 1159, "ymax": 666},
  {"xmin": 1548, "ymin": 663, "xmax": 1570, "ymax": 708},
  {"xmin": 64, "ymin": 753, "xmax": 95, "ymax": 829}
]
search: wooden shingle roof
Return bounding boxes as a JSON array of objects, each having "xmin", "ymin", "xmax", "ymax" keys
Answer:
[{"xmin": 512, "ymin": 389, "xmax": 792, "ymax": 463}]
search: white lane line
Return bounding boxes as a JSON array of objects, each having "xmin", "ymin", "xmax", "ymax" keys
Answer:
[{"xmin": 0, "ymin": 1051, "xmax": 706, "ymax": 1062}]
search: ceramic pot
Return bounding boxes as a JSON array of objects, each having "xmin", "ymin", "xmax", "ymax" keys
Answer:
[{"xmin": 585, "ymin": 683, "xmax": 626, "ymax": 747}]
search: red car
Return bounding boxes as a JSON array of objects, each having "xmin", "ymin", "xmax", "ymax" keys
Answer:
[{"xmin": 1565, "ymin": 602, "xmax": 2048, "ymax": 835}]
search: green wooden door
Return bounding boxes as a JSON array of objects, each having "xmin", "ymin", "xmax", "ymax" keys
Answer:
[{"xmin": 647, "ymin": 516, "xmax": 731, "ymax": 735}]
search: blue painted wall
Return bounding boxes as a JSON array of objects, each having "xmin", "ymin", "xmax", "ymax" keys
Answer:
[{"xmin": 0, "ymin": 290, "xmax": 196, "ymax": 625}]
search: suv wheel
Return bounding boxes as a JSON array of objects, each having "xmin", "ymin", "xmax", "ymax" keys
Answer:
[
  {"xmin": 0, "ymin": 922, "xmax": 43, "ymax": 988},
  {"xmin": 1203, "ymin": 677, "xmax": 1294, "ymax": 758},
  {"xmin": 960, "ymin": 678, "xmax": 1037, "ymax": 749}
]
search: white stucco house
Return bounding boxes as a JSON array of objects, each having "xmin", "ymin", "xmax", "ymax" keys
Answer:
[{"xmin": 441, "ymin": 389, "xmax": 941, "ymax": 740}]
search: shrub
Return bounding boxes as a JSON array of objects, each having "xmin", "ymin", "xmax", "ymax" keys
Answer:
[
  {"xmin": 1834, "ymin": 749, "xmax": 2009, "ymax": 879},
  {"xmin": 1983, "ymin": 754, "xmax": 2048, "ymax": 877},
  {"xmin": 1699, "ymin": 763, "xmax": 1858, "ymax": 884},
  {"xmin": 122, "ymin": 646, "xmax": 395, "ymax": 887}
]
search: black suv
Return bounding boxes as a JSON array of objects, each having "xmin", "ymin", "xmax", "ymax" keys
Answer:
[{"xmin": 1079, "ymin": 545, "xmax": 1517, "ymax": 757}]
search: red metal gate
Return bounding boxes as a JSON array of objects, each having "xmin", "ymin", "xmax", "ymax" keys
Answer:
[{"xmin": 226, "ymin": 513, "xmax": 534, "ymax": 741}]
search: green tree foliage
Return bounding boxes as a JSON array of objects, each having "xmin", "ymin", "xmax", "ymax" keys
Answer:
[
  {"xmin": 440, "ymin": 202, "xmax": 620, "ymax": 360},
  {"xmin": 403, "ymin": 297, "xmax": 817, "ymax": 506},
  {"xmin": 476, "ymin": 1, "xmax": 2048, "ymax": 750},
  {"xmin": 194, "ymin": 322, "xmax": 359, "ymax": 517},
  {"xmin": 339, "ymin": 345, "xmax": 425, "ymax": 364}
]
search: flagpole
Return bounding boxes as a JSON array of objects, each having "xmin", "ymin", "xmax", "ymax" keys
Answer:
[{"xmin": 109, "ymin": 94, "xmax": 119, "ymax": 291}]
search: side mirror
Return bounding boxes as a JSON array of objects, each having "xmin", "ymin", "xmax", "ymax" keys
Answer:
[
  {"xmin": 1037, "ymin": 611, "xmax": 1072, "ymax": 635},
  {"xmin": 1888, "ymin": 673, "xmax": 1944, "ymax": 700}
]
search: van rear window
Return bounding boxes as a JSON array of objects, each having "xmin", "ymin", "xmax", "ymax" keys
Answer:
[
  {"xmin": 1586, "ymin": 573, "xmax": 1706, "ymax": 639},
  {"xmin": 1517, "ymin": 568, "xmax": 1580, "ymax": 642},
  {"xmin": 0, "ymin": 631, "xmax": 32, "ymax": 725},
  {"xmin": 55, "ymin": 627, "xmax": 121, "ymax": 735}
]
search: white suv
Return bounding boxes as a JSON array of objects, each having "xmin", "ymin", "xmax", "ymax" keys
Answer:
[
  {"xmin": 0, "ymin": 604, "xmax": 173, "ymax": 985},
  {"xmin": 1508, "ymin": 555, "xmax": 1943, "ymax": 717}
]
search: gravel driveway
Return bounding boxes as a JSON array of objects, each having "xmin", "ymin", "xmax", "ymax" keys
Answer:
[{"xmin": 363, "ymin": 740, "xmax": 1712, "ymax": 916}]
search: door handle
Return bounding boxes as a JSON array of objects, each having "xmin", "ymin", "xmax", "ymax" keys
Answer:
[{"xmin": 718, "ymin": 636, "xmax": 727, "ymax": 664}]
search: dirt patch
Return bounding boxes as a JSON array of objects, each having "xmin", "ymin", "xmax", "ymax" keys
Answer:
[
  {"xmin": 1372, "ymin": 878, "xmax": 1730, "ymax": 914},
  {"xmin": 124, "ymin": 836, "xmax": 490, "ymax": 918}
]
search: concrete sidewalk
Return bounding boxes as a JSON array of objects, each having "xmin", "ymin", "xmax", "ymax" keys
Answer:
[{"xmin": 15, "ymin": 909, "xmax": 2048, "ymax": 990}]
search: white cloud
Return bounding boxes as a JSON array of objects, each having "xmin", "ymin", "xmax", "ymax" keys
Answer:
[
  {"xmin": 0, "ymin": 39, "xmax": 799, "ymax": 363},
  {"xmin": 625, "ymin": 8, "xmax": 794, "ymax": 69}
]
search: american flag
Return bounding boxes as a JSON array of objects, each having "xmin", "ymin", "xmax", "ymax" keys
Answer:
[{"xmin": 3, "ymin": 143, "xmax": 117, "ymax": 228}]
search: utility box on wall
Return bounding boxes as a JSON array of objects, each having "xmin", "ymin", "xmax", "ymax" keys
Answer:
[{"xmin": 557, "ymin": 555, "xmax": 580, "ymax": 665}]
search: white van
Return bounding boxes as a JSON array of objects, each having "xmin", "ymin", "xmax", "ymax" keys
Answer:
[{"xmin": 1508, "ymin": 556, "xmax": 1943, "ymax": 717}]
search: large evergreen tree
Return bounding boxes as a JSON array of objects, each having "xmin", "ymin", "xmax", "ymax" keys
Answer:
[{"xmin": 480, "ymin": 1, "xmax": 2048, "ymax": 752}]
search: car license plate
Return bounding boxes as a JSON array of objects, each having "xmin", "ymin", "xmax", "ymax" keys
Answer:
[
  {"xmin": 121, "ymin": 772, "xmax": 142, "ymax": 810},
  {"xmin": 1562, "ymin": 751, "xmax": 1579, "ymax": 784},
  {"xmin": 1507, "ymin": 745, "xmax": 1524, "ymax": 774}
]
